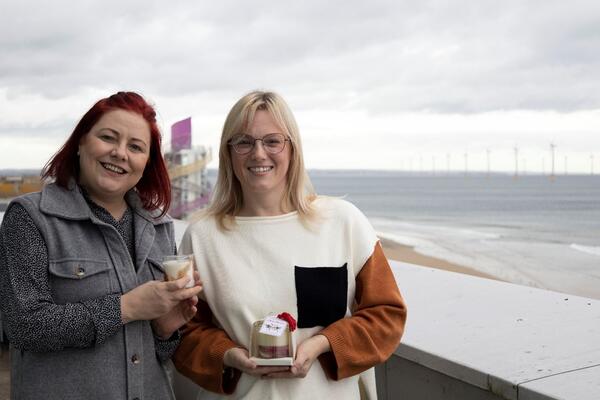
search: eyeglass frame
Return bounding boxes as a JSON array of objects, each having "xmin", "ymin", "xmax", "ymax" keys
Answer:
[{"xmin": 227, "ymin": 133, "xmax": 291, "ymax": 155}]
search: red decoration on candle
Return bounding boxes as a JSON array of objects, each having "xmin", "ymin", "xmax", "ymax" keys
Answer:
[{"xmin": 277, "ymin": 312, "xmax": 297, "ymax": 332}]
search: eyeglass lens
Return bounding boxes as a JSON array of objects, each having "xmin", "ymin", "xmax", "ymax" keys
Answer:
[{"xmin": 230, "ymin": 133, "xmax": 287, "ymax": 154}]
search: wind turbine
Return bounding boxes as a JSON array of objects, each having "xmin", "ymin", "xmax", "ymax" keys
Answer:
[
  {"xmin": 550, "ymin": 142, "xmax": 556, "ymax": 182},
  {"xmin": 486, "ymin": 149, "xmax": 491, "ymax": 179},
  {"xmin": 513, "ymin": 146, "xmax": 519, "ymax": 180}
]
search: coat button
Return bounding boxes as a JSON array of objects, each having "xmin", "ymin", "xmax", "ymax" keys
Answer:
[
  {"xmin": 75, "ymin": 266, "xmax": 85, "ymax": 277},
  {"xmin": 131, "ymin": 354, "xmax": 140, "ymax": 364}
]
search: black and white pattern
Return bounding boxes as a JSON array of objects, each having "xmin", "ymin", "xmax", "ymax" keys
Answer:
[{"xmin": 0, "ymin": 196, "xmax": 178, "ymax": 358}]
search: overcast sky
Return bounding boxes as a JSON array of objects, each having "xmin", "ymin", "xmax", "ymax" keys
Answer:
[{"xmin": 1, "ymin": 0, "xmax": 600, "ymax": 173}]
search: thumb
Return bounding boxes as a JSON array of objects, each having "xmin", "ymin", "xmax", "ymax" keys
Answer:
[
  {"xmin": 233, "ymin": 349, "xmax": 256, "ymax": 369},
  {"xmin": 164, "ymin": 276, "xmax": 189, "ymax": 291}
]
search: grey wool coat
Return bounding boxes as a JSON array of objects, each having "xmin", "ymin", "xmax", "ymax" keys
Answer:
[{"xmin": 1, "ymin": 182, "xmax": 177, "ymax": 400}]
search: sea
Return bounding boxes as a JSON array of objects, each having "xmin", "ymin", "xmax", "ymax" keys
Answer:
[
  {"xmin": 306, "ymin": 170, "xmax": 600, "ymax": 299},
  {"xmin": 2, "ymin": 169, "xmax": 599, "ymax": 299}
]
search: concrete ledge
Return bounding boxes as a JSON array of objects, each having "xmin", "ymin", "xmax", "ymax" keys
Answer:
[{"xmin": 386, "ymin": 261, "xmax": 600, "ymax": 400}]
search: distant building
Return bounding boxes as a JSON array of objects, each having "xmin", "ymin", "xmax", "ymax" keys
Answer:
[
  {"xmin": 1, "ymin": 117, "xmax": 212, "ymax": 220},
  {"xmin": 0, "ymin": 175, "xmax": 42, "ymax": 199},
  {"xmin": 164, "ymin": 117, "xmax": 212, "ymax": 219}
]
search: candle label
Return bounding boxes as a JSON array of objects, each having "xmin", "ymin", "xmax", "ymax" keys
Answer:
[{"xmin": 259, "ymin": 316, "xmax": 288, "ymax": 337}]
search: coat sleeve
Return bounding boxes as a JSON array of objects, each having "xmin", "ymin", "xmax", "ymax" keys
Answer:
[
  {"xmin": 317, "ymin": 241, "xmax": 407, "ymax": 379},
  {"xmin": 152, "ymin": 220, "xmax": 181, "ymax": 361},
  {"xmin": 172, "ymin": 298, "xmax": 242, "ymax": 394},
  {"xmin": 0, "ymin": 203, "xmax": 122, "ymax": 352}
]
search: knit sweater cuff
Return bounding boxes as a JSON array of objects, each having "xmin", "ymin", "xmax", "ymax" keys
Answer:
[
  {"xmin": 211, "ymin": 341, "xmax": 242, "ymax": 394},
  {"xmin": 175, "ymin": 338, "xmax": 240, "ymax": 394},
  {"xmin": 154, "ymin": 330, "xmax": 181, "ymax": 362},
  {"xmin": 318, "ymin": 326, "xmax": 345, "ymax": 380}
]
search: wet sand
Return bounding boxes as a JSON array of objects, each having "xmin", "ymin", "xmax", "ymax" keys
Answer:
[{"xmin": 380, "ymin": 238, "xmax": 499, "ymax": 280}]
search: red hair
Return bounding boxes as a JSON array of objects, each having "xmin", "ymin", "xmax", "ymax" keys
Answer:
[{"xmin": 42, "ymin": 91, "xmax": 171, "ymax": 217}]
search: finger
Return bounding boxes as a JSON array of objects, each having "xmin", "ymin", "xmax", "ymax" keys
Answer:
[
  {"xmin": 253, "ymin": 366, "xmax": 290, "ymax": 375},
  {"xmin": 176, "ymin": 285, "xmax": 203, "ymax": 300},
  {"xmin": 183, "ymin": 306, "xmax": 197, "ymax": 321},
  {"xmin": 292, "ymin": 358, "xmax": 308, "ymax": 371},
  {"xmin": 228, "ymin": 348, "xmax": 256, "ymax": 371},
  {"xmin": 168, "ymin": 285, "xmax": 201, "ymax": 301},
  {"xmin": 235, "ymin": 357, "xmax": 257, "ymax": 371},
  {"xmin": 262, "ymin": 370, "xmax": 296, "ymax": 379},
  {"xmin": 187, "ymin": 296, "xmax": 199, "ymax": 306},
  {"xmin": 163, "ymin": 276, "xmax": 190, "ymax": 291}
]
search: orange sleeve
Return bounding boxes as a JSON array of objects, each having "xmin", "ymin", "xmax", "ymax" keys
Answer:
[
  {"xmin": 318, "ymin": 241, "xmax": 407, "ymax": 380},
  {"xmin": 172, "ymin": 299, "xmax": 241, "ymax": 394}
]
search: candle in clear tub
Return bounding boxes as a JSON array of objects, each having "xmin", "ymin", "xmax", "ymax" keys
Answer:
[
  {"xmin": 162, "ymin": 254, "xmax": 194, "ymax": 288},
  {"xmin": 257, "ymin": 330, "xmax": 290, "ymax": 358}
]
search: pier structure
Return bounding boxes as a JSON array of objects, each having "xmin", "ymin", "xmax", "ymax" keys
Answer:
[
  {"xmin": 0, "ymin": 176, "xmax": 42, "ymax": 199},
  {"xmin": 164, "ymin": 117, "xmax": 212, "ymax": 219},
  {"xmin": 0, "ymin": 117, "xmax": 212, "ymax": 219}
]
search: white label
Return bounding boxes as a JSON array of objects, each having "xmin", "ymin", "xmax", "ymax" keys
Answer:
[{"xmin": 259, "ymin": 316, "xmax": 288, "ymax": 337}]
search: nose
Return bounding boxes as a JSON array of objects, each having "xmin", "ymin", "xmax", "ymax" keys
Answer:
[
  {"xmin": 112, "ymin": 142, "xmax": 128, "ymax": 160},
  {"xmin": 250, "ymin": 139, "xmax": 268, "ymax": 158}
]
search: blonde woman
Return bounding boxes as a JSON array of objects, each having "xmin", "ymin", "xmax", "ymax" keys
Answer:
[{"xmin": 173, "ymin": 91, "xmax": 406, "ymax": 399}]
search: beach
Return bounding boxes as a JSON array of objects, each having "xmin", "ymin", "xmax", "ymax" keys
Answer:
[
  {"xmin": 380, "ymin": 238, "xmax": 498, "ymax": 280},
  {"xmin": 307, "ymin": 171, "xmax": 600, "ymax": 300}
]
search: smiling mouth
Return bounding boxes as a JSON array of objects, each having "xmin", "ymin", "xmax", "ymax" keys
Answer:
[
  {"xmin": 101, "ymin": 162, "xmax": 126, "ymax": 174},
  {"xmin": 248, "ymin": 166, "xmax": 273, "ymax": 173}
]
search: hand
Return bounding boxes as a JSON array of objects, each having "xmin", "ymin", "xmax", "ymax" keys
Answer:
[
  {"xmin": 264, "ymin": 334, "xmax": 331, "ymax": 379},
  {"xmin": 121, "ymin": 274, "xmax": 202, "ymax": 324},
  {"xmin": 223, "ymin": 347, "xmax": 290, "ymax": 377},
  {"xmin": 152, "ymin": 272, "xmax": 203, "ymax": 338}
]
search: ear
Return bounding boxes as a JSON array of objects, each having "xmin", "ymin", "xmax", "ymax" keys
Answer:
[{"xmin": 78, "ymin": 133, "xmax": 87, "ymax": 149}]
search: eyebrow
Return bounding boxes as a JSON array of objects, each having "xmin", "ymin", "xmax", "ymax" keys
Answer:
[
  {"xmin": 240, "ymin": 132, "xmax": 283, "ymax": 137},
  {"xmin": 130, "ymin": 137, "xmax": 148, "ymax": 146},
  {"xmin": 98, "ymin": 128, "xmax": 149, "ymax": 148},
  {"xmin": 99, "ymin": 128, "xmax": 119, "ymax": 136}
]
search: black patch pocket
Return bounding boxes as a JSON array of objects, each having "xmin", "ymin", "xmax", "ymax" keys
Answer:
[{"xmin": 294, "ymin": 264, "xmax": 348, "ymax": 328}]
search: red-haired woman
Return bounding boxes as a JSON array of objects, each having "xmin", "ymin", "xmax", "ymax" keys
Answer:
[{"xmin": 0, "ymin": 92, "xmax": 202, "ymax": 400}]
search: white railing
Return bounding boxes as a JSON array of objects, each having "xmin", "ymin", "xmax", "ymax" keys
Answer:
[{"xmin": 380, "ymin": 261, "xmax": 600, "ymax": 400}]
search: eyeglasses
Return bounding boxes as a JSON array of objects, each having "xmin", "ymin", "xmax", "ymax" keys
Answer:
[{"xmin": 228, "ymin": 133, "xmax": 291, "ymax": 155}]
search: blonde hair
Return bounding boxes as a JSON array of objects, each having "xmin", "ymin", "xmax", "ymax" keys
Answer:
[{"xmin": 206, "ymin": 90, "xmax": 317, "ymax": 229}]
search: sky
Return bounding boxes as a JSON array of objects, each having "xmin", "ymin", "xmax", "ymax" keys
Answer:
[{"xmin": 1, "ymin": 0, "xmax": 600, "ymax": 173}]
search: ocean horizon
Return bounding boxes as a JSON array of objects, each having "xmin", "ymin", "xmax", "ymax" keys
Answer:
[
  {"xmin": 2, "ymin": 169, "xmax": 599, "ymax": 299},
  {"xmin": 302, "ymin": 170, "xmax": 600, "ymax": 299}
]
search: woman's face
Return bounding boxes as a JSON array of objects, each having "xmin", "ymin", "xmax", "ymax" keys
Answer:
[
  {"xmin": 231, "ymin": 110, "xmax": 292, "ymax": 205},
  {"xmin": 78, "ymin": 109, "xmax": 151, "ymax": 204}
]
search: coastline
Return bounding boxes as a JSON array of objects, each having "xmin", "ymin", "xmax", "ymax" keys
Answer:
[{"xmin": 380, "ymin": 237, "xmax": 499, "ymax": 281}]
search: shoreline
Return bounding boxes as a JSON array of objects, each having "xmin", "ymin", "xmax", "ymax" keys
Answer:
[{"xmin": 380, "ymin": 238, "xmax": 499, "ymax": 281}]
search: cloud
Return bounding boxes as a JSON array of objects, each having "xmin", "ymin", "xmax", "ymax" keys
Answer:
[
  {"xmin": 2, "ymin": 0, "xmax": 599, "ymax": 112},
  {"xmin": 1, "ymin": 0, "xmax": 599, "ymax": 171}
]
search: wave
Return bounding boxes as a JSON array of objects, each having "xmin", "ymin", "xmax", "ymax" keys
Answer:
[{"xmin": 570, "ymin": 244, "xmax": 600, "ymax": 257}]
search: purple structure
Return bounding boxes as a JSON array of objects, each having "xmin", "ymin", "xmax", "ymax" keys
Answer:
[{"xmin": 171, "ymin": 117, "xmax": 192, "ymax": 151}]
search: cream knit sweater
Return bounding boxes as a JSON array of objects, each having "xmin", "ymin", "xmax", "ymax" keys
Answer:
[{"xmin": 174, "ymin": 197, "xmax": 406, "ymax": 400}]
